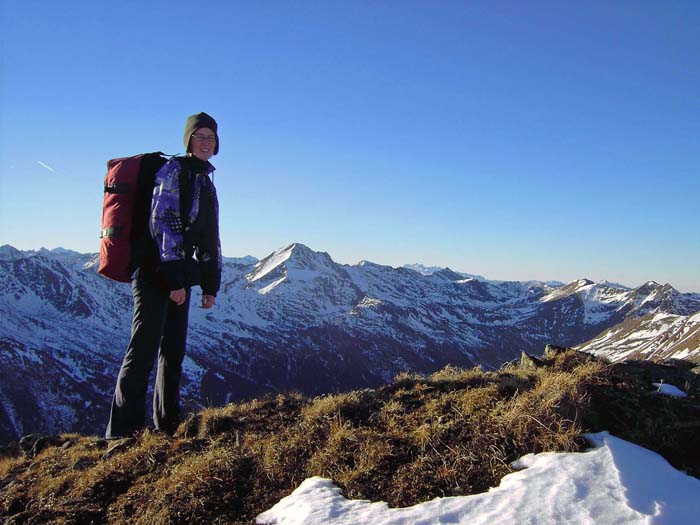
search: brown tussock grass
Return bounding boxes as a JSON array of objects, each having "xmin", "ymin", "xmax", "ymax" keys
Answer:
[{"xmin": 3, "ymin": 350, "xmax": 698, "ymax": 524}]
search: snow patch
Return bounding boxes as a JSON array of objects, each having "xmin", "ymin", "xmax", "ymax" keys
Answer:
[
  {"xmin": 257, "ymin": 432, "xmax": 700, "ymax": 525},
  {"xmin": 653, "ymin": 383, "xmax": 688, "ymax": 398}
]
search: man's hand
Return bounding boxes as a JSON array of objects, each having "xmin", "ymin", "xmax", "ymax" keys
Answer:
[
  {"xmin": 169, "ymin": 288, "xmax": 186, "ymax": 306},
  {"xmin": 201, "ymin": 294, "xmax": 216, "ymax": 309}
]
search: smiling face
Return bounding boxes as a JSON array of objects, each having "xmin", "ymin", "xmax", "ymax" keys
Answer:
[{"xmin": 189, "ymin": 127, "xmax": 217, "ymax": 161}]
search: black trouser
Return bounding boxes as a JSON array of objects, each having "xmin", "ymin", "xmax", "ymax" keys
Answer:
[{"xmin": 105, "ymin": 273, "xmax": 191, "ymax": 439}]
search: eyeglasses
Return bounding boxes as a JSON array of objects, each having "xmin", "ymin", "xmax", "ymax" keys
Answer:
[{"xmin": 192, "ymin": 134, "xmax": 216, "ymax": 143}]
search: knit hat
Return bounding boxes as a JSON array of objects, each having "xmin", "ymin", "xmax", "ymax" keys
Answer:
[{"xmin": 184, "ymin": 112, "xmax": 219, "ymax": 155}]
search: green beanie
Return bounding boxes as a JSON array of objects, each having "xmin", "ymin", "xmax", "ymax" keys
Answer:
[{"xmin": 183, "ymin": 112, "xmax": 219, "ymax": 155}]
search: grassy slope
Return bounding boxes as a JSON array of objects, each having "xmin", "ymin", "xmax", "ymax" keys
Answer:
[{"xmin": 1, "ymin": 350, "xmax": 699, "ymax": 525}]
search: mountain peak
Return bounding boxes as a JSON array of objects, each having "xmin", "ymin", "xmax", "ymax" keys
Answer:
[
  {"xmin": 247, "ymin": 243, "xmax": 336, "ymax": 286},
  {"xmin": 634, "ymin": 281, "xmax": 668, "ymax": 294},
  {"xmin": 632, "ymin": 281, "xmax": 679, "ymax": 300},
  {"xmin": 286, "ymin": 242, "xmax": 319, "ymax": 259},
  {"xmin": 598, "ymin": 280, "xmax": 630, "ymax": 290},
  {"xmin": 356, "ymin": 260, "xmax": 396, "ymax": 271},
  {"xmin": 0, "ymin": 244, "xmax": 24, "ymax": 261},
  {"xmin": 404, "ymin": 263, "xmax": 444, "ymax": 276},
  {"xmin": 540, "ymin": 278, "xmax": 595, "ymax": 302},
  {"xmin": 403, "ymin": 263, "xmax": 487, "ymax": 281},
  {"xmin": 431, "ymin": 267, "xmax": 465, "ymax": 282},
  {"xmin": 558, "ymin": 278, "xmax": 595, "ymax": 293}
]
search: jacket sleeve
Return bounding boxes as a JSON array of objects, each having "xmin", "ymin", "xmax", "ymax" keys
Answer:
[
  {"xmin": 150, "ymin": 158, "xmax": 186, "ymax": 290},
  {"xmin": 195, "ymin": 179, "xmax": 222, "ymax": 296}
]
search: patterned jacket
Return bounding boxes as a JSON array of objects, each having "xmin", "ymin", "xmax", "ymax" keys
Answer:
[{"xmin": 149, "ymin": 156, "xmax": 222, "ymax": 295}]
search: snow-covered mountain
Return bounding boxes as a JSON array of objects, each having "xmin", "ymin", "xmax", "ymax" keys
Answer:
[
  {"xmin": 1, "ymin": 243, "xmax": 698, "ymax": 443},
  {"xmin": 576, "ymin": 310, "xmax": 700, "ymax": 362},
  {"xmin": 403, "ymin": 263, "xmax": 564, "ymax": 288},
  {"xmin": 402, "ymin": 263, "xmax": 486, "ymax": 281}
]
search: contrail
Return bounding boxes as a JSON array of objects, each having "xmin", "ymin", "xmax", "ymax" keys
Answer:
[{"xmin": 37, "ymin": 161, "xmax": 58, "ymax": 174}]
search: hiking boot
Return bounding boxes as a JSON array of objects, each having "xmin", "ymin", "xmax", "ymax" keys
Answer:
[{"xmin": 101, "ymin": 437, "xmax": 135, "ymax": 460}]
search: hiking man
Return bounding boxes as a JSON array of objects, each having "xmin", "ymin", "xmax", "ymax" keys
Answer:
[{"xmin": 105, "ymin": 112, "xmax": 222, "ymax": 439}]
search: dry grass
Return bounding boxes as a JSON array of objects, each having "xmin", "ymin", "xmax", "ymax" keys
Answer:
[{"xmin": 2, "ymin": 350, "xmax": 698, "ymax": 524}]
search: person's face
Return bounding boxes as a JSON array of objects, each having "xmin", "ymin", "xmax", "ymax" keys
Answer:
[{"xmin": 189, "ymin": 127, "xmax": 216, "ymax": 161}]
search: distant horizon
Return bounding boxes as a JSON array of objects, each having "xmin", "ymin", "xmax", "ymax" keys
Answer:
[
  {"xmin": 2, "ymin": 241, "xmax": 697, "ymax": 294},
  {"xmin": 1, "ymin": 2, "xmax": 698, "ymax": 294}
]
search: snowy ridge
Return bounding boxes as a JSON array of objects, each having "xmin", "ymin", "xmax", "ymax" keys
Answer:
[
  {"xmin": 0, "ymin": 245, "xmax": 25, "ymax": 261},
  {"xmin": 249, "ymin": 244, "xmax": 296, "ymax": 283},
  {"xmin": 403, "ymin": 263, "xmax": 486, "ymax": 282},
  {"xmin": 577, "ymin": 310, "xmax": 700, "ymax": 362}
]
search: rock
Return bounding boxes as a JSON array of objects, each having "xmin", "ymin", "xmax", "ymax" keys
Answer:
[
  {"xmin": 30, "ymin": 435, "xmax": 63, "ymax": 456},
  {"xmin": 72, "ymin": 457, "xmax": 93, "ymax": 471},
  {"xmin": 18, "ymin": 433, "xmax": 43, "ymax": 455},
  {"xmin": 101, "ymin": 437, "xmax": 135, "ymax": 460},
  {"xmin": 544, "ymin": 344, "xmax": 569, "ymax": 359},
  {"xmin": 179, "ymin": 414, "xmax": 202, "ymax": 439},
  {"xmin": 60, "ymin": 439, "xmax": 78, "ymax": 450},
  {"xmin": 521, "ymin": 352, "xmax": 546, "ymax": 369}
]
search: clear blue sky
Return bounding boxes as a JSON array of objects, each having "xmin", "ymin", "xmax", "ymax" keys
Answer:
[{"xmin": 1, "ymin": 1, "xmax": 698, "ymax": 292}]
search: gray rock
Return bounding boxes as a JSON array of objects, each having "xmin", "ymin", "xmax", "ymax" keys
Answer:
[
  {"xmin": 72, "ymin": 457, "xmax": 94, "ymax": 471},
  {"xmin": 521, "ymin": 352, "xmax": 546, "ymax": 369},
  {"xmin": 101, "ymin": 437, "xmax": 135, "ymax": 460},
  {"xmin": 544, "ymin": 344, "xmax": 569, "ymax": 359},
  {"xmin": 18, "ymin": 433, "xmax": 43, "ymax": 454}
]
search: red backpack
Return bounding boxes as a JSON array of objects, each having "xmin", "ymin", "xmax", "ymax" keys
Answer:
[{"xmin": 98, "ymin": 152, "xmax": 169, "ymax": 282}]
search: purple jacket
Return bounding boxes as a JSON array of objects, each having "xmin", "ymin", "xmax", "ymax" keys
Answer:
[{"xmin": 149, "ymin": 157, "xmax": 222, "ymax": 295}]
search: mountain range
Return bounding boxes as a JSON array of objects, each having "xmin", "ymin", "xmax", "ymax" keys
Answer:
[{"xmin": 1, "ymin": 243, "xmax": 698, "ymax": 444}]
